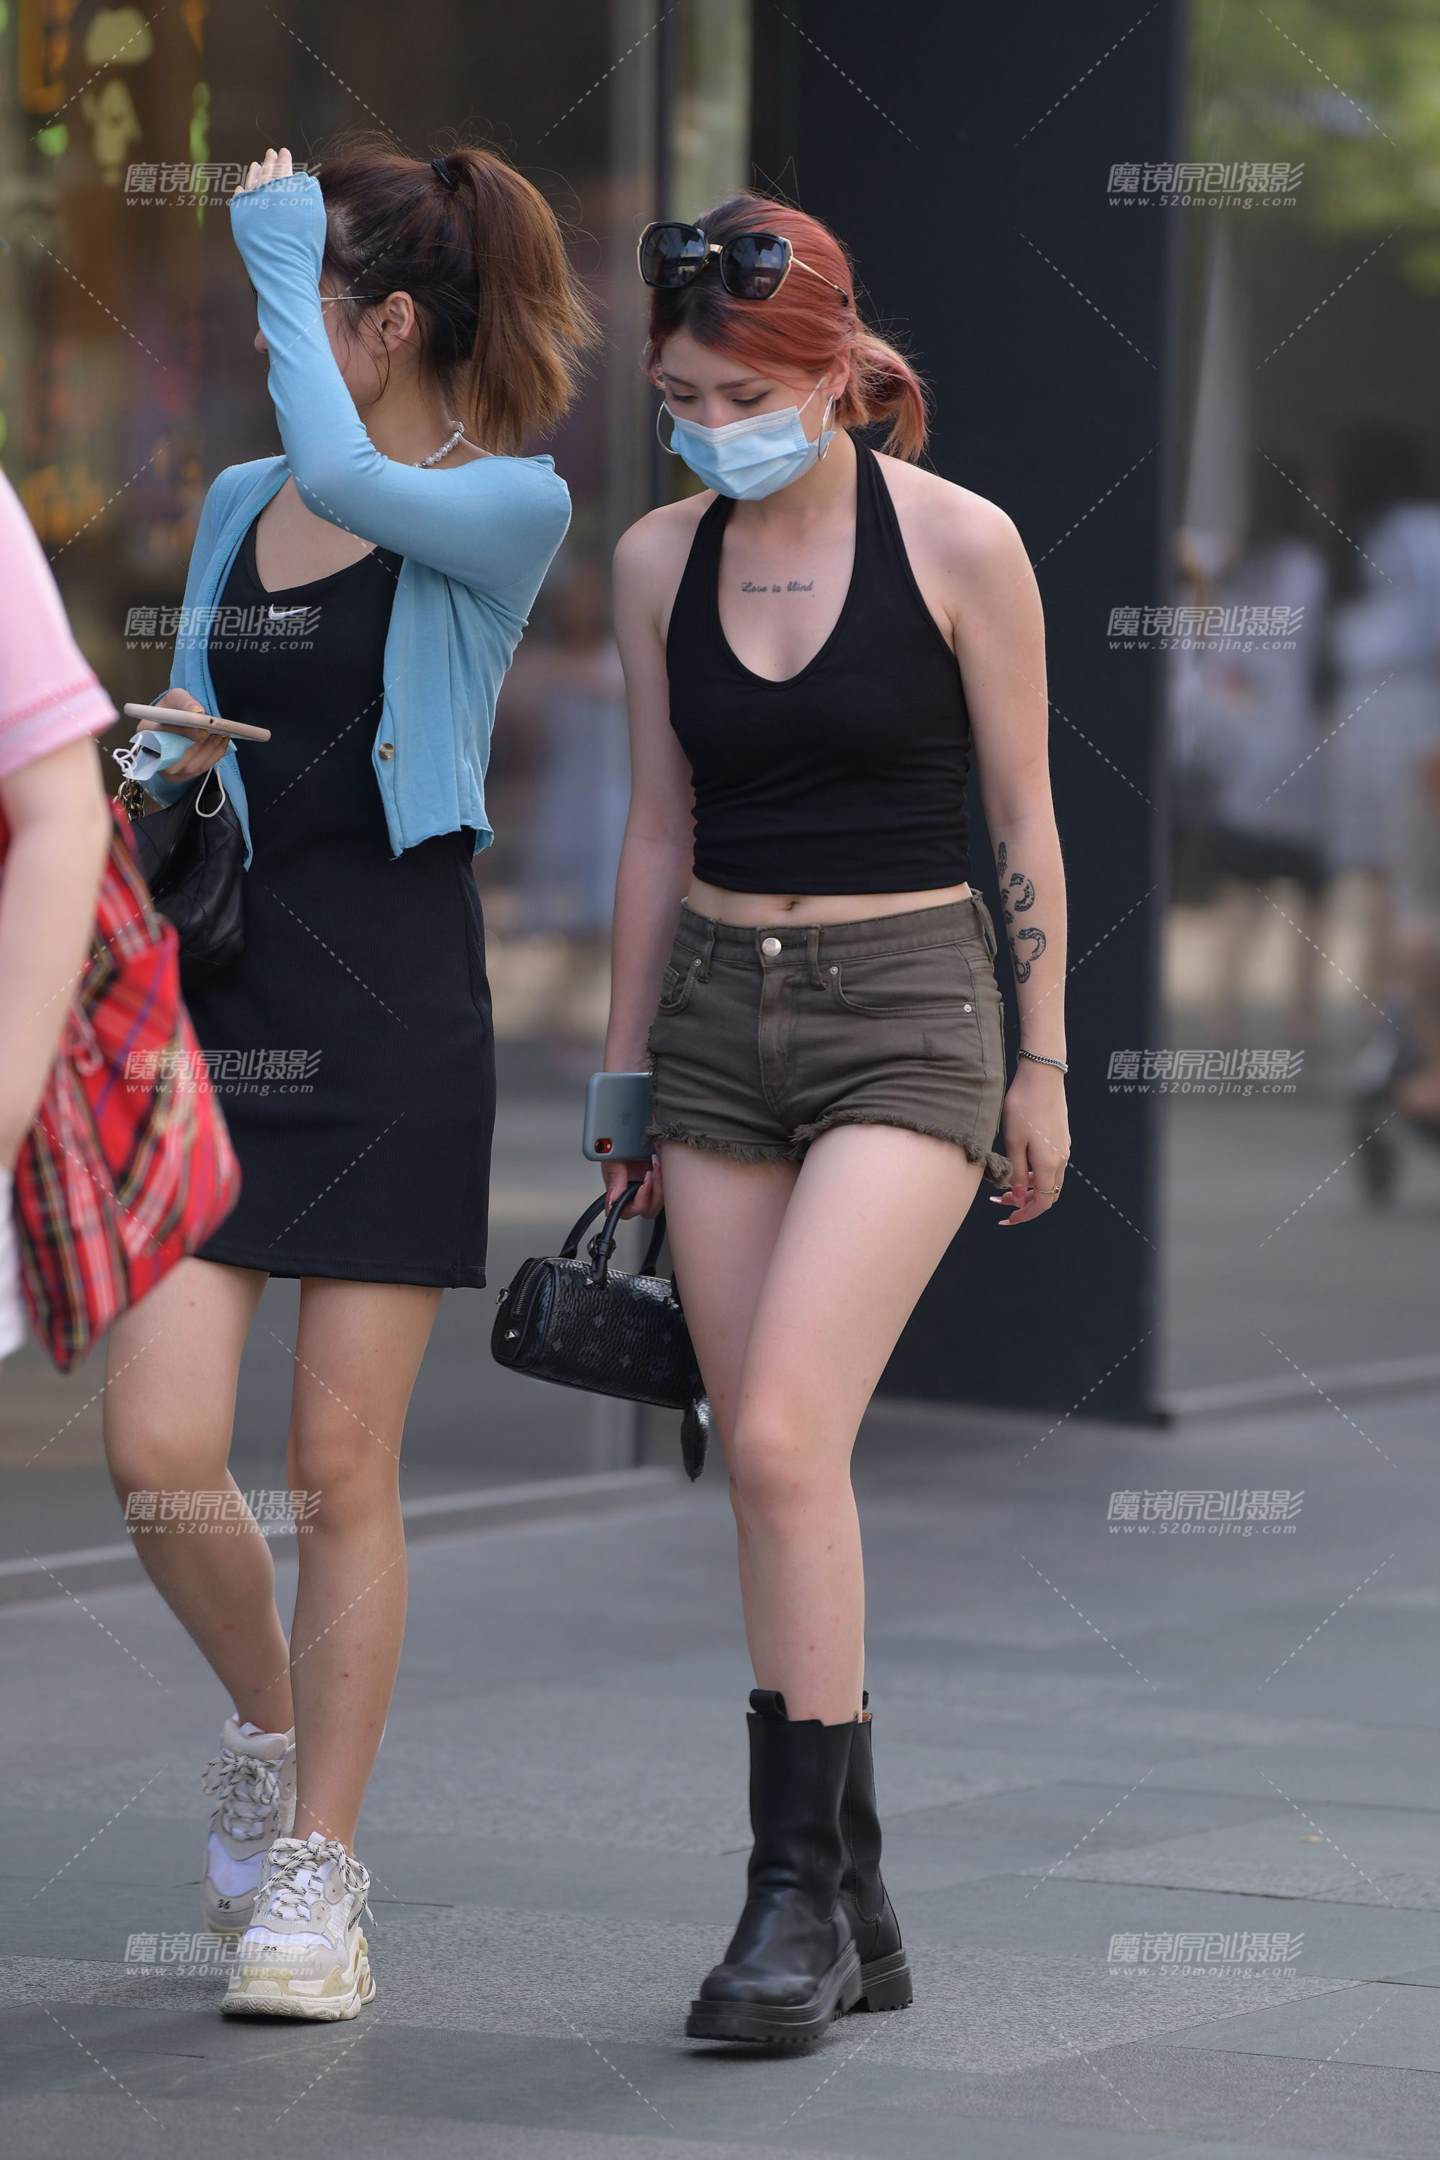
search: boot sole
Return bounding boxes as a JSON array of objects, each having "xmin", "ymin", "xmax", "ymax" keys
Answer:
[
  {"xmin": 685, "ymin": 1943, "xmax": 861, "ymax": 2046},
  {"xmin": 850, "ymin": 1948, "xmax": 913, "ymax": 2013}
]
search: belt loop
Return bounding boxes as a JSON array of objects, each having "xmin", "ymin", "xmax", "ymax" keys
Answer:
[
  {"xmin": 805, "ymin": 923, "xmax": 823, "ymax": 988},
  {"xmin": 699, "ymin": 918, "xmax": 716, "ymax": 980}
]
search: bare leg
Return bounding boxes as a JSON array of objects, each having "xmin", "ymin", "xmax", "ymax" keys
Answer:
[
  {"xmin": 284, "ymin": 1277, "xmax": 442, "ymax": 1850},
  {"xmin": 102, "ymin": 1257, "xmax": 292, "ymax": 1732},
  {"xmin": 664, "ymin": 1123, "xmax": 987, "ymax": 1726},
  {"xmin": 653, "ymin": 1144, "xmax": 799, "ymax": 1666}
]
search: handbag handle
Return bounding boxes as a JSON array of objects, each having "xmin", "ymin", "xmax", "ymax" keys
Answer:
[{"xmin": 560, "ymin": 1181, "xmax": 669, "ymax": 1285}]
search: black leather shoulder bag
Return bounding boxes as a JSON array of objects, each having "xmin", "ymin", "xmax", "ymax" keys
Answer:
[
  {"xmin": 118, "ymin": 767, "xmax": 244, "ymax": 984},
  {"xmin": 491, "ymin": 1179, "xmax": 709, "ymax": 1479}
]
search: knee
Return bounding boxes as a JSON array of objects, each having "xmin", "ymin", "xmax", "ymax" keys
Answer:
[
  {"xmin": 726, "ymin": 1408, "xmax": 847, "ymax": 1534},
  {"xmin": 104, "ymin": 1419, "xmax": 224, "ymax": 1502},
  {"xmin": 288, "ymin": 1406, "xmax": 399, "ymax": 1524}
]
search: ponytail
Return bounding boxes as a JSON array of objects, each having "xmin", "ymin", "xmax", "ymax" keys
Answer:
[
  {"xmin": 845, "ymin": 328, "xmax": 929, "ymax": 462},
  {"xmin": 315, "ymin": 130, "xmax": 599, "ymax": 452}
]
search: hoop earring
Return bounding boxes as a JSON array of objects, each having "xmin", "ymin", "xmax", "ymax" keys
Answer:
[
  {"xmin": 655, "ymin": 401, "xmax": 676, "ymax": 453},
  {"xmin": 816, "ymin": 396, "xmax": 836, "ymax": 459}
]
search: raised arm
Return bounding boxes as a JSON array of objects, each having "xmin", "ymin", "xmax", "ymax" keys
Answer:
[{"xmin": 229, "ymin": 165, "xmax": 570, "ymax": 608}]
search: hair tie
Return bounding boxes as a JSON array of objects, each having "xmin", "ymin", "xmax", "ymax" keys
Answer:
[{"xmin": 431, "ymin": 155, "xmax": 459, "ymax": 192}]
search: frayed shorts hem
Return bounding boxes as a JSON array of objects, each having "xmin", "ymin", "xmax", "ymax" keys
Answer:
[
  {"xmin": 792, "ymin": 1110, "xmax": 1013, "ymax": 1188},
  {"xmin": 647, "ymin": 1114, "xmax": 1012, "ymax": 1187},
  {"xmin": 645, "ymin": 1122, "xmax": 800, "ymax": 1165}
]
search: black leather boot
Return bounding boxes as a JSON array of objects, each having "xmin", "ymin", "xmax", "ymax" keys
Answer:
[
  {"xmin": 841, "ymin": 1692, "xmax": 913, "ymax": 2012},
  {"xmin": 686, "ymin": 1690, "xmax": 861, "ymax": 2044}
]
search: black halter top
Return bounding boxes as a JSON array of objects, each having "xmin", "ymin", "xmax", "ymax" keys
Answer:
[{"xmin": 664, "ymin": 438, "xmax": 973, "ymax": 894}]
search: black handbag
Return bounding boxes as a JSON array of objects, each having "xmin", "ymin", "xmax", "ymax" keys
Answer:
[
  {"xmin": 118, "ymin": 766, "xmax": 245, "ymax": 983},
  {"xmin": 491, "ymin": 1179, "xmax": 709, "ymax": 1479}
]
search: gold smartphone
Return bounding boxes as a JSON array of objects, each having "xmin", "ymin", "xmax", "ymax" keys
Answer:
[{"xmin": 122, "ymin": 702, "xmax": 271, "ymax": 743}]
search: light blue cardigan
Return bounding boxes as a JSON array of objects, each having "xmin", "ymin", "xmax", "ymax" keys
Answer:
[{"xmin": 145, "ymin": 172, "xmax": 572, "ymax": 868}]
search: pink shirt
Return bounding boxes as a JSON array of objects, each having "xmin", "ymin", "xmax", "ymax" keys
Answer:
[
  {"xmin": 0, "ymin": 469, "xmax": 116, "ymax": 1358},
  {"xmin": 0, "ymin": 468, "xmax": 115, "ymax": 796}
]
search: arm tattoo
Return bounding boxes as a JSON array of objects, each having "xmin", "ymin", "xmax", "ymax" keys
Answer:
[{"xmin": 996, "ymin": 840, "xmax": 1048, "ymax": 985}]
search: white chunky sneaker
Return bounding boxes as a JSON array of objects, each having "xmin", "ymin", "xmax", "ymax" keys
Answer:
[
  {"xmin": 222, "ymin": 1832, "xmax": 375, "ymax": 2021},
  {"xmin": 200, "ymin": 1716, "xmax": 297, "ymax": 1935}
]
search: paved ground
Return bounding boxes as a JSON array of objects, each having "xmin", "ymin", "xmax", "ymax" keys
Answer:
[{"xmin": 3, "ymin": 1381, "xmax": 1439, "ymax": 2158}]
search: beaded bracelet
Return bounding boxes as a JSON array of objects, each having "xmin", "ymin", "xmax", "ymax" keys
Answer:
[{"xmin": 1017, "ymin": 1047, "xmax": 1068, "ymax": 1074}]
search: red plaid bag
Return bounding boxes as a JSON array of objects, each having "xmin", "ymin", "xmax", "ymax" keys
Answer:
[{"xmin": 12, "ymin": 798, "xmax": 240, "ymax": 1369}]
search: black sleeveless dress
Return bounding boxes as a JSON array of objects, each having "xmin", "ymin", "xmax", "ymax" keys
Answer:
[{"xmin": 182, "ymin": 510, "xmax": 495, "ymax": 1287}]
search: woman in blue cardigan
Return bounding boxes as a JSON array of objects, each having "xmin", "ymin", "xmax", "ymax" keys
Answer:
[{"xmin": 104, "ymin": 142, "xmax": 594, "ymax": 2021}]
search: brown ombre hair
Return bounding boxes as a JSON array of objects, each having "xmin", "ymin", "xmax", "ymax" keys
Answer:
[
  {"xmin": 644, "ymin": 191, "xmax": 929, "ymax": 460},
  {"xmin": 314, "ymin": 132, "xmax": 598, "ymax": 453}
]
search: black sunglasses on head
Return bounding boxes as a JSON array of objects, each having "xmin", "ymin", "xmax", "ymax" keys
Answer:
[{"xmin": 637, "ymin": 220, "xmax": 850, "ymax": 307}]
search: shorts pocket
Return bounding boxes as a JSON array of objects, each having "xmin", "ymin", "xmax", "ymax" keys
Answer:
[
  {"xmin": 655, "ymin": 953, "xmax": 700, "ymax": 1015},
  {"xmin": 828, "ymin": 941, "xmax": 978, "ymax": 1020}
]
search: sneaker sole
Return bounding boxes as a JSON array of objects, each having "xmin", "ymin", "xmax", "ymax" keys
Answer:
[
  {"xmin": 222, "ymin": 1939, "xmax": 375, "ymax": 2022},
  {"xmin": 685, "ymin": 1944, "xmax": 861, "ymax": 2046}
]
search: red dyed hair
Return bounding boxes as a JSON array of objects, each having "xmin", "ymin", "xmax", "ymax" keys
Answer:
[{"xmin": 644, "ymin": 192, "xmax": 929, "ymax": 460}]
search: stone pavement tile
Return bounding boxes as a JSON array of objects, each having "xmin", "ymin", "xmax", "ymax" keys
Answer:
[
  {"xmin": 784, "ymin": 2116, "xmax": 1205, "ymax": 2160},
  {"xmin": 0, "ymin": 1906, "xmax": 1355, "ymax": 2081},
  {"xmin": 0, "ymin": 1803, "xmax": 209, "ymax": 1892},
  {"xmin": 1161, "ymin": 1979, "xmax": 1440, "ymax": 2072},
  {"xmin": 3, "ymin": 2005, "xmax": 1427, "ymax": 2157},
  {"xmin": 934, "ymin": 1872, "xmax": 1440, "ymax": 1979},
  {"xmin": 1042, "ymin": 1801, "xmax": 1440, "ymax": 1908},
  {"xmin": 935, "ymin": 2037, "xmax": 1440, "ymax": 2155},
  {"xmin": 1142, "ymin": 1727, "xmax": 1440, "ymax": 1810},
  {"xmin": 888, "ymin": 1778, "xmax": 1279, "ymax": 1870},
  {"xmin": 0, "ymin": 2109, "xmax": 835, "ymax": 2160},
  {"xmin": 1165, "ymin": 2148, "xmax": 1380, "ymax": 2159},
  {"xmin": 1117, "ymin": 1604, "xmax": 1440, "ymax": 1721},
  {"xmin": 0, "ymin": 2044, "xmax": 1212, "ymax": 2160},
  {"xmin": 0, "ymin": 1871, "xmax": 203, "ymax": 1962}
]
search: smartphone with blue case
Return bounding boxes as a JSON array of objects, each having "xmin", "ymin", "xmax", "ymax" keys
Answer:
[{"xmin": 582, "ymin": 1071, "xmax": 654, "ymax": 1162}]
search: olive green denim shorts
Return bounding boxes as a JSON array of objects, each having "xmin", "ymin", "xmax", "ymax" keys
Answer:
[{"xmin": 644, "ymin": 894, "xmax": 1013, "ymax": 1187}]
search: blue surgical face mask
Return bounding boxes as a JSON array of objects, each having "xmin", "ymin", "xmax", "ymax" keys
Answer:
[
  {"xmin": 660, "ymin": 378, "xmax": 835, "ymax": 500},
  {"xmin": 113, "ymin": 728, "xmax": 201, "ymax": 786}
]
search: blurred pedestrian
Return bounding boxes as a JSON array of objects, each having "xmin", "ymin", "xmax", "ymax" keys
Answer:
[
  {"xmin": 1170, "ymin": 456, "xmax": 1330, "ymax": 1045},
  {"xmin": 103, "ymin": 139, "xmax": 595, "ymax": 2021},
  {"xmin": 1324, "ymin": 425, "xmax": 1440, "ymax": 1014},
  {"xmin": 602, "ymin": 198, "xmax": 1068, "ymax": 2043}
]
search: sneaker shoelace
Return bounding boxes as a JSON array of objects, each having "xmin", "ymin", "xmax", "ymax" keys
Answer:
[
  {"xmin": 258, "ymin": 1836, "xmax": 370, "ymax": 1928},
  {"xmin": 201, "ymin": 1746, "xmax": 283, "ymax": 1841}
]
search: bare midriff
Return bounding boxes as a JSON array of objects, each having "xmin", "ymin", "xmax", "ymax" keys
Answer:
[{"xmin": 685, "ymin": 876, "xmax": 973, "ymax": 927}]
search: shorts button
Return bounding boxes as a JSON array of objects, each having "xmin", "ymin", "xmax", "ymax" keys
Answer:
[{"xmin": 760, "ymin": 935, "xmax": 782, "ymax": 957}]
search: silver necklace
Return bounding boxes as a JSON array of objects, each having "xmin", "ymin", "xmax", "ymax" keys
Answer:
[{"xmin": 416, "ymin": 421, "xmax": 466, "ymax": 468}]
